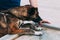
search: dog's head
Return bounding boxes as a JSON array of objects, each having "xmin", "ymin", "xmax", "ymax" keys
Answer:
[
  {"xmin": 6, "ymin": 5, "xmax": 39, "ymax": 20},
  {"xmin": 0, "ymin": 5, "xmax": 39, "ymax": 20}
]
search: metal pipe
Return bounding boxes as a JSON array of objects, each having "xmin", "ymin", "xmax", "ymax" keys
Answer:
[{"xmin": 42, "ymin": 23, "xmax": 60, "ymax": 30}]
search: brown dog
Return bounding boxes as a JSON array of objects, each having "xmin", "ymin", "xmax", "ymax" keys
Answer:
[
  {"xmin": 0, "ymin": 13, "xmax": 34, "ymax": 37},
  {"xmin": 1, "ymin": 5, "xmax": 42, "ymax": 21},
  {"xmin": 0, "ymin": 5, "xmax": 42, "ymax": 37}
]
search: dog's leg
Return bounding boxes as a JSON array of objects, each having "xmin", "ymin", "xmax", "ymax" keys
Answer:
[
  {"xmin": 8, "ymin": 20, "xmax": 34, "ymax": 35},
  {"xmin": 0, "ymin": 21, "xmax": 7, "ymax": 28}
]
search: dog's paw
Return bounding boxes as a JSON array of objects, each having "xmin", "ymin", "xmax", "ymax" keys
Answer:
[{"xmin": 34, "ymin": 31, "xmax": 43, "ymax": 36}]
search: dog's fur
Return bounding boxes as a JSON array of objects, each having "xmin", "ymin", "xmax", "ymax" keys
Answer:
[
  {"xmin": 0, "ymin": 5, "xmax": 40, "ymax": 37},
  {"xmin": 0, "ymin": 13, "xmax": 35, "ymax": 37},
  {"xmin": 1, "ymin": 5, "xmax": 39, "ymax": 20}
]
